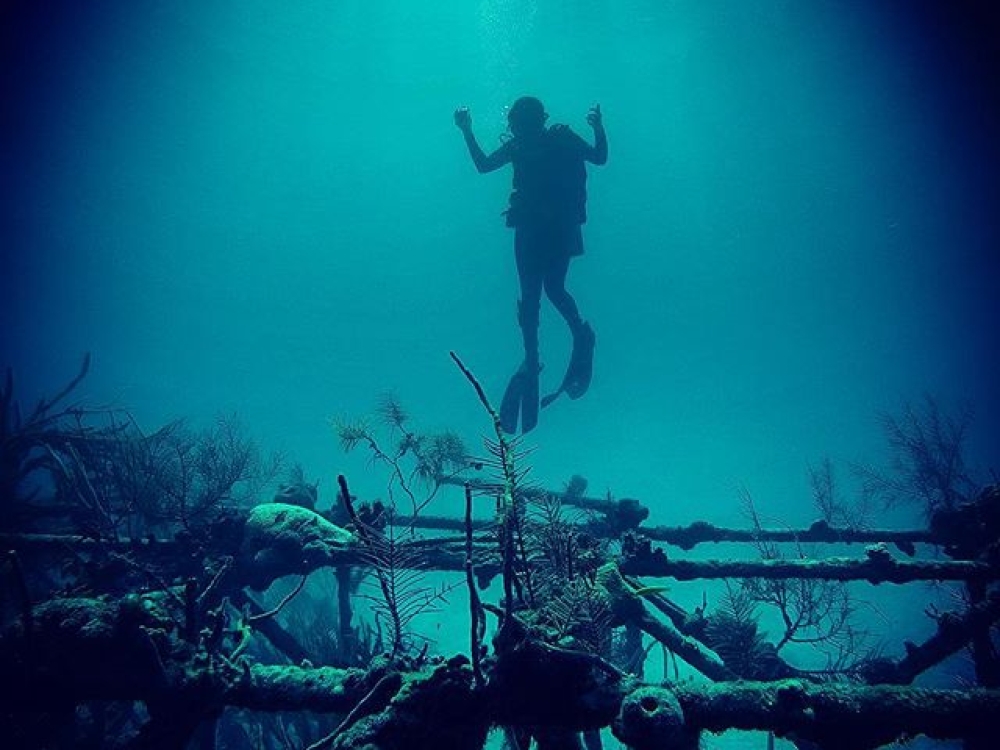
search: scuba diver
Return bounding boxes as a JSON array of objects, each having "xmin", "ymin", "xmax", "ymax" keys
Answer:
[{"xmin": 454, "ymin": 96, "xmax": 608, "ymax": 434}]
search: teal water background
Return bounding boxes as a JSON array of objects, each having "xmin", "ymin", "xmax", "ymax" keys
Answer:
[
  {"xmin": 4, "ymin": 0, "xmax": 996, "ymax": 516},
  {"xmin": 2, "ymin": 2, "xmax": 999, "ymax": 743}
]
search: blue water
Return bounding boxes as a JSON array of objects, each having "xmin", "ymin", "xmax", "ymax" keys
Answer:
[{"xmin": 2, "ymin": 1, "xmax": 998, "ymax": 746}]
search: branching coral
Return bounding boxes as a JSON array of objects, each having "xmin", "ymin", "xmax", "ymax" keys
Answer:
[
  {"xmin": 856, "ymin": 395, "xmax": 980, "ymax": 517},
  {"xmin": 334, "ymin": 393, "xmax": 470, "ymax": 517},
  {"xmin": 1, "ymin": 354, "xmax": 98, "ymax": 507}
]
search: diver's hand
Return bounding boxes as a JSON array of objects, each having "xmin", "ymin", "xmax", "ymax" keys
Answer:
[
  {"xmin": 587, "ymin": 103, "xmax": 604, "ymax": 130},
  {"xmin": 454, "ymin": 107, "xmax": 472, "ymax": 132}
]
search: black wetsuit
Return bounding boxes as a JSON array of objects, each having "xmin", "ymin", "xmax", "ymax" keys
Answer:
[{"xmin": 497, "ymin": 125, "xmax": 592, "ymax": 351}]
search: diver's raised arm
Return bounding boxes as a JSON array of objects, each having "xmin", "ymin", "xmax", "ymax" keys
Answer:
[
  {"xmin": 455, "ymin": 107, "xmax": 510, "ymax": 173},
  {"xmin": 585, "ymin": 104, "xmax": 608, "ymax": 165}
]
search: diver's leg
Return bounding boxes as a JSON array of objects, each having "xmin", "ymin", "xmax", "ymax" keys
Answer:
[
  {"xmin": 541, "ymin": 238, "xmax": 594, "ymax": 402},
  {"xmin": 517, "ymin": 297, "xmax": 541, "ymax": 366},
  {"xmin": 499, "ymin": 229, "xmax": 544, "ymax": 433},
  {"xmin": 515, "ymin": 231, "xmax": 544, "ymax": 366},
  {"xmin": 542, "ymin": 253, "xmax": 584, "ymax": 335}
]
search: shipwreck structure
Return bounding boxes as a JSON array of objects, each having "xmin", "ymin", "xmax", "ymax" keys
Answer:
[{"xmin": 1, "ymin": 356, "xmax": 998, "ymax": 749}]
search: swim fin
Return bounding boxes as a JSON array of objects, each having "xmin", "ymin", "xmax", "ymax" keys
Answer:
[
  {"xmin": 541, "ymin": 322, "xmax": 595, "ymax": 409},
  {"xmin": 499, "ymin": 361, "xmax": 540, "ymax": 434}
]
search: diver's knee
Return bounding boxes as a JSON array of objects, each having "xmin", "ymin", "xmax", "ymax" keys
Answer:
[
  {"xmin": 545, "ymin": 287, "xmax": 570, "ymax": 308},
  {"xmin": 544, "ymin": 273, "xmax": 572, "ymax": 298}
]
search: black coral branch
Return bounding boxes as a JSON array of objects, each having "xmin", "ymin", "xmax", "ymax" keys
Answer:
[{"xmin": 337, "ymin": 475, "xmax": 452, "ymax": 656}]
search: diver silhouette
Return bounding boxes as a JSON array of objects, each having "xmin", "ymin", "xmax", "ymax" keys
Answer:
[{"xmin": 455, "ymin": 96, "xmax": 608, "ymax": 434}]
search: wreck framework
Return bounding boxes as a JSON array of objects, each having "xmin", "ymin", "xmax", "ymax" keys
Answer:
[{"xmin": 3, "ymin": 474, "xmax": 999, "ymax": 749}]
